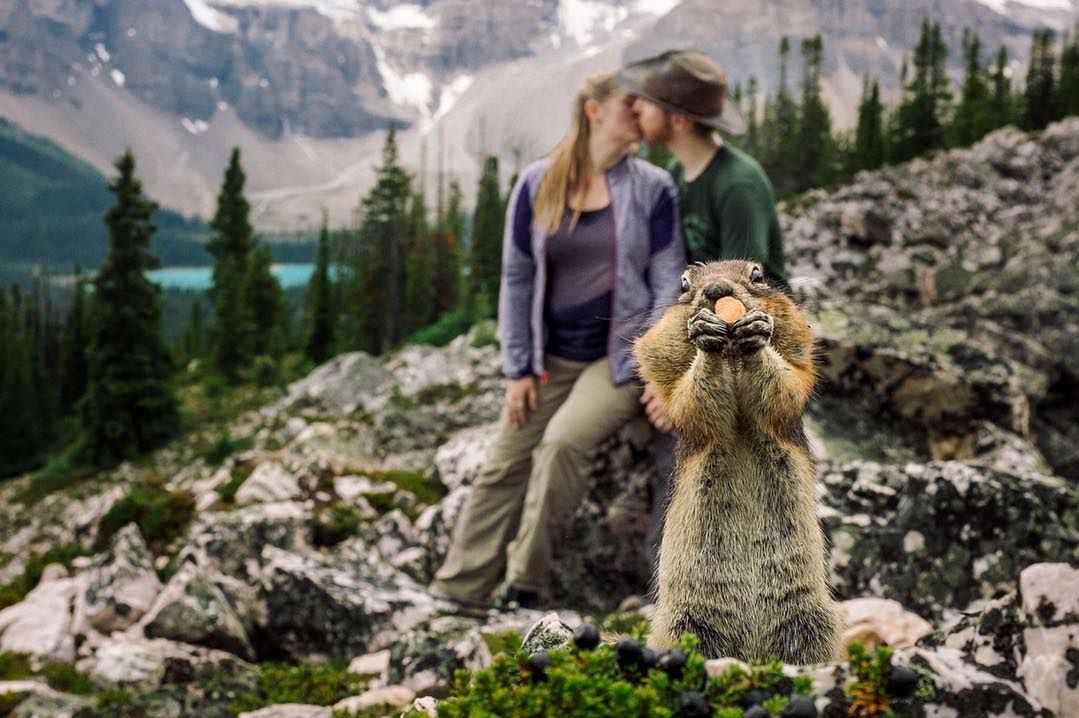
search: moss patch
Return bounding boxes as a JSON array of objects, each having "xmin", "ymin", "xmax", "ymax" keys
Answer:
[
  {"xmin": 216, "ymin": 464, "xmax": 254, "ymax": 504},
  {"xmin": 314, "ymin": 503, "xmax": 368, "ymax": 547},
  {"xmin": 95, "ymin": 476, "xmax": 195, "ymax": 554},
  {"xmin": 228, "ymin": 661, "xmax": 368, "ymax": 713},
  {"xmin": 0, "ymin": 652, "xmax": 94, "ymax": 694}
]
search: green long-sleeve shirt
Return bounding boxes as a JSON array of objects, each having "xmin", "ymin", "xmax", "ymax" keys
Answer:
[{"xmin": 670, "ymin": 144, "xmax": 788, "ymax": 288}]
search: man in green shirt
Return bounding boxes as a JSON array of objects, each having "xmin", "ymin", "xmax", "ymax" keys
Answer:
[{"xmin": 617, "ymin": 49, "xmax": 789, "ymax": 569}]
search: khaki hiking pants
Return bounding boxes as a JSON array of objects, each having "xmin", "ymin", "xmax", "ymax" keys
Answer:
[{"xmin": 431, "ymin": 354, "xmax": 643, "ymax": 602}]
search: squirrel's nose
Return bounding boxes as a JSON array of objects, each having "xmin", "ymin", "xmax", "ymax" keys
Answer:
[{"xmin": 703, "ymin": 282, "xmax": 735, "ymax": 301}]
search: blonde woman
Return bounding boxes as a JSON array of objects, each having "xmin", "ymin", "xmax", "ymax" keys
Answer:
[{"xmin": 430, "ymin": 72, "xmax": 686, "ymax": 610}]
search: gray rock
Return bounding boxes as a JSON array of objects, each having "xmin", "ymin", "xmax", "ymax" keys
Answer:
[
  {"xmin": 80, "ymin": 524, "xmax": 162, "ymax": 634},
  {"xmin": 238, "ymin": 707, "xmax": 331, "ymax": 718},
  {"xmin": 234, "ymin": 462, "xmax": 304, "ymax": 505},
  {"xmin": 520, "ymin": 612, "xmax": 574, "ymax": 654},
  {"xmin": 386, "ymin": 616, "xmax": 492, "ymax": 698}
]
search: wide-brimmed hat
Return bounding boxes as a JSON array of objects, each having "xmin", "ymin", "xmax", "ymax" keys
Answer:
[{"xmin": 617, "ymin": 49, "xmax": 746, "ymax": 135}]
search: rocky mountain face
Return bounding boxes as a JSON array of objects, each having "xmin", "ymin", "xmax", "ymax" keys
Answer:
[
  {"xmin": 0, "ymin": 119, "xmax": 1078, "ymax": 717},
  {"xmin": 1, "ymin": 0, "xmax": 1076, "ymax": 228}
]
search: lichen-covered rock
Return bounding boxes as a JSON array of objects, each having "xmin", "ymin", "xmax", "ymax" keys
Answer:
[
  {"xmin": 256, "ymin": 546, "xmax": 437, "ymax": 660},
  {"xmin": 140, "ymin": 560, "xmax": 254, "ymax": 660},
  {"xmin": 77, "ymin": 635, "xmax": 254, "ymax": 691},
  {"xmin": 80, "ymin": 524, "xmax": 162, "ymax": 634},
  {"xmin": 821, "ymin": 460, "xmax": 1079, "ymax": 619},
  {"xmin": 0, "ymin": 568, "xmax": 80, "ymax": 666},
  {"xmin": 332, "ymin": 685, "xmax": 416, "ymax": 713},
  {"xmin": 520, "ymin": 612, "xmax": 575, "ymax": 655},
  {"xmin": 385, "ymin": 616, "xmax": 493, "ymax": 697},
  {"xmin": 234, "ymin": 462, "xmax": 304, "ymax": 505},
  {"xmin": 185, "ymin": 501, "xmax": 311, "ymax": 581},
  {"xmin": 238, "ymin": 706, "xmax": 331, "ymax": 718}
]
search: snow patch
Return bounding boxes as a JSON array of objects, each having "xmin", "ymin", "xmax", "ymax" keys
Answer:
[
  {"xmin": 875, "ymin": 36, "xmax": 889, "ymax": 50},
  {"xmin": 373, "ymin": 45, "xmax": 432, "ymax": 118},
  {"xmin": 973, "ymin": 0, "xmax": 1074, "ymax": 15},
  {"xmin": 368, "ymin": 4, "xmax": 435, "ymax": 31},
  {"xmin": 126, "ymin": 27, "xmax": 136, "ymax": 37},
  {"xmin": 433, "ymin": 75, "xmax": 474, "ymax": 124},
  {"xmin": 110, "ymin": 69, "xmax": 125, "ymax": 87},
  {"xmin": 181, "ymin": 118, "xmax": 210, "ymax": 135},
  {"xmin": 559, "ymin": 0, "xmax": 628, "ymax": 47},
  {"xmin": 210, "ymin": 0, "xmax": 362, "ymax": 23},
  {"xmin": 183, "ymin": 0, "xmax": 239, "ymax": 33},
  {"xmin": 209, "ymin": 77, "xmax": 219, "ymax": 89},
  {"xmin": 634, "ymin": 0, "xmax": 682, "ymax": 15},
  {"xmin": 94, "ymin": 43, "xmax": 110, "ymax": 63}
]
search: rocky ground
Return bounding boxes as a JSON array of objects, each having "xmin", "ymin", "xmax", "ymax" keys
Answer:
[{"xmin": 1, "ymin": 119, "xmax": 1078, "ymax": 717}]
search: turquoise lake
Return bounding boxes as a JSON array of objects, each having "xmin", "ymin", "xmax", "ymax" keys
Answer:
[{"xmin": 148, "ymin": 264, "xmax": 316, "ymax": 290}]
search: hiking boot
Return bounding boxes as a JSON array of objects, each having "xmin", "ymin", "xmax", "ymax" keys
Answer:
[{"xmin": 492, "ymin": 582, "xmax": 540, "ymax": 611}]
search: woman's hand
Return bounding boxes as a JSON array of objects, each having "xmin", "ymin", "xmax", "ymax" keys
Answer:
[
  {"xmin": 506, "ymin": 376, "xmax": 538, "ymax": 429},
  {"xmin": 641, "ymin": 382, "xmax": 673, "ymax": 433}
]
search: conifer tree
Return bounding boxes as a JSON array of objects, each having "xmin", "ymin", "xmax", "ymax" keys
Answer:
[
  {"xmin": 304, "ymin": 215, "xmax": 335, "ymax": 364},
  {"xmin": 244, "ymin": 246, "xmax": 285, "ymax": 357},
  {"xmin": 469, "ymin": 156, "xmax": 505, "ymax": 320},
  {"xmin": 763, "ymin": 37, "xmax": 800, "ymax": 196},
  {"xmin": 892, "ymin": 18, "xmax": 951, "ymax": 162},
  {"xmin": 1022, "ymin": 28, "xmax": 1057, "ymax": 131},
  {"xmin": 79, "ymin": 151, "xmax": 179, "ymax": 466},
  {"xmin": 403, "ymin": 189, "xmax": 438, "ymax": 335},
  {"xmin": 1055, "ymin": 27, "xmax": 1079, "ymax": 118},
  {"xmin": 59, "ymin": 266, "xmax": 89, "ymax": 411},
  {"xmin": 950, "ymin": 28, "xmax": 992, "ymax": 147},
  {"xmin": 851, "ymin": 76, "xmax": 886, "ymax": 173},
  {"xmin": 207, "ymin": 148, "xmax": 257, "ymax": 381},
  {"xmin": 0, "ymin": 286, "xmax": 47, "ymax": 476},
  {"xmin": 181, "ymin": 300, "xmax": 205, "ymax": 362},
  {"xmin": 432, "ymin": 179, "xmax": 464, "ymax": 314},
  {"xmin": 794, "ymin": 35, "xmax": 835, "ymax": 192},
  {"xmin": 988, "ymin": 46, "xmax": 1017, "ymax": 131},
  {"xmin": 742, "ymin": 77, "xmax": 762, "ymax": 160},
  {"xmin": 349, "ymin": 126, "xmax": 411, "ymax": 353}
]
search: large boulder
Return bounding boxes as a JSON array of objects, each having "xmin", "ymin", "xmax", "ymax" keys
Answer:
[
  {"xmin": 821, "ymin": 460, "xmax": 1079, "ymax": 619},
  {"xmin": 79, "ymin": 524, "xmax": 162, "ymax": 634},
  {"xmin": 0, "ymin": 565, "xmax": 80, "ymax": 666}
]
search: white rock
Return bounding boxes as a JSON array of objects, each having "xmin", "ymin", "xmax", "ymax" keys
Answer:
[
  {"xmin": 410, "ymin": 696, "xmax": 438, "ymax": 717},
  {"xmin": 348, "ymin": 649, "xmax": 390, "ymax": 677},
  {"xmin": 238, "ymin": 706, "xmax": 331, "ymax": 718},
  {"xmin": 333, "ymin": 685, "xmax": 415, "ymax": 712},
  {"xmin": 0, "ymin": 574, "xmax": 80, "ymax": 666},
  {"xmin": 235, "ymin": 462, "xmax": 303, "ymax": 504},
  {"xmin": 1019, "ymin": 562, "xmax": 1079, "ymax": 624},
  {"xmin": 842, "ymin": 597, "xmax": 933, "ymax": 649}
]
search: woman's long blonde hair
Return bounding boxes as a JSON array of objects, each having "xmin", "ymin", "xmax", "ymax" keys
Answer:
[{"xmin": 532, "ymin": 72, "xmax": 619, "ymax": 235}]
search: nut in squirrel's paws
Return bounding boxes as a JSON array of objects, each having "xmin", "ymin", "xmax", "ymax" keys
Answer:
[
  {"xmin": 728, "ymin": 310, "xmax": 774, "ymax": 354},
  {"xmin": 713, "ymin": 296, "xmax": 747, "ymax": 324}
]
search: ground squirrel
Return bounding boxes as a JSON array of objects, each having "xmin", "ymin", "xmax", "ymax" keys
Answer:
[{"xmin": 634, "ymin": 260, "xmax": 843, "ymax": 664}]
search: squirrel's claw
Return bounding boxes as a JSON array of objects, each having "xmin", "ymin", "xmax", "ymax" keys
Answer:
[
  {"xmin": 688, "ymin": 307, "xmax": 728, "ymax": 353},
  {"xmin": 728, "ymin": 310, "xmax": 774, "ymax": 354}
]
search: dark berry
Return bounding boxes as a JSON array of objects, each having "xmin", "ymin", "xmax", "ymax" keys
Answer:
[
  {"xmin": 677, "ymin": 691, "xmax": 710, "ymax": 718},
  {"xmin": 573, "ymin": 623, "xmax": 600, "ymax": 650},
  {"xmin": 781, "ymin": 694, "xmax": 817, "ymax": 717},
  {"xmin": 744, "ymin": 708, "xmax": 770, "ymax": 718},
  {"xmin": 641, "ymin": 648, "xmax": 659, "ymax": 669},
  {"xmin": 887, "ymin": 664, "xmax": 920, "ymax": 698},
  {"xmin": 658, "ymin": 648, "xmax": 687, "ymax": 679},
  {"xmin": 615, "ymin": 638, "xmax": 644, "ymax": 668},
  {"xmin": 742, "ymin": 688, "xmax": 768, "ymax": 707},
  {"xmin": 526, "ymin": 651, "xmax": 551, "ymax": 682}
]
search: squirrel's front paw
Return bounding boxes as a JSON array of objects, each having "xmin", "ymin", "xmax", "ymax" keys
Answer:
[
  {"xmin": 687, "ymin": 307, "xmax": 728, "ymax": 352},
  {"xmin": 729, "ymin": 310, "xmax": 774, "ymax": 354}
]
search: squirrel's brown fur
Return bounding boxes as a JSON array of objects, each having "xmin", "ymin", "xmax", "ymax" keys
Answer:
[{"xmin": 634, "ymin": 260, "xmax": 843, "ymax": 664}]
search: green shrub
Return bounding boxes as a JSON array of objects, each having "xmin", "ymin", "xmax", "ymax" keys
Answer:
[
  {"xmin": 251, "ymin": 355, "xmax": 282, "ymax": 388},
  {"xmin": 0, "ymin": 652, "xmax": 32, "ymax": 680},
  {"xmin": 0, "ymin": 691, "xmax": 24, "ymax": 715},
  {"xmin": 204, "ymin": 431, "xmax": 237, "ymax": 465},
  {"xmin": 228, "ymin": 661, "xmax": 368, "ymax": 713},
  {"xmin": 407, "ymin": 307, "xmax": 474, "ymax": 347},
  {"xmin": 95, "ymin": 476, "xmax": 195, "ymax": 553},
  {"xmin": 469, "ymin": 320, "xmax": 499, "ymax": 349},
  {"xmin": 434, "ymin": 633, "xmax": 812, "ymax": 718},
  {"xmin": 17, "ymin": 447, "xmax": 94, "ymax": 504},
  {"xmin": 848, "ymin": 641, "xmax": 896, "ymax": 717},
  {"xmin": 0, "ymin": 652, "xmax": 94, "ymax": 695},
  {"xmin": 314, "ymin": 503, "xmax": 365, "ymax": 547}
]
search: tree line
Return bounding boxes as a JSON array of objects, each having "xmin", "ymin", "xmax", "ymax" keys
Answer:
[
  {"xmin": 730, "ymin": 19, "xmax": 1079, "ymax": 198},
  {"xmin": 2, "ymin": 17, "xmax": 1077, "ymax": 476}
]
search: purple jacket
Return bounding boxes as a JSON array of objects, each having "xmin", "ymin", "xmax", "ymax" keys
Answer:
[{"xmin": 498, "ymin": 154, "xmax": 686, "ymax": 386}]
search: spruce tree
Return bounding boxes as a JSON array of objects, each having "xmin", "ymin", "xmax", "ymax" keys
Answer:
[
  {"xmin": 350, "ymin": 126, "xmax": 411, "ymax": 353},
  {"xmin": 1056, "ymin": 27, "xmax": 1079, "ymax": 118},
  {"xmin": 79, "ymin": 151, "xmax": 179, "ymax": 466},
  {"xmin": 763, "ymin": 37, "xmax": 800, "ymax": 196},
  {"xmin": 181, "ymin": 299, "xmax": 205, "ymax": 362},
  {"xmin": 0, "ymin": 286, "xmax": 47, "ymax": 476},
  {"xmin": 59, "ymin": 266, "xmax": 89, "ymax": 411},
  {"xmin": 851, "ymin": 76, "xmax": 886, "ymax": 173},
  {"xmin": 469, "ymin": 155, "xmax": 505, "ymax": 321},
  {"xmin": 742, "ymin": 77, "xmax": 762, "ymax": 160},
  {"xmin": 207, "ymin": 147, "xmax": 257, "ymax": 382},
  {"xmin": 305, "ymin": 215, "xmax": 335, "ymax": 364},
  {"xmin": 244, "ymin": 246, "xmax": 285, "ymax": 357},
  {"xmin": 432, "ymin": 179, "xmax": 464, "ymax": 314},
  {"xmin": 403, "ymin": 189, "xmax": 438, "ymax": 336},
  {"xmin": 950, "ymin": 28, "xmax": 992, "ymax": 147},
  {"xmin": 988, "ymin": 46, "xmax": 1017, "ymax": 131},
  {"xmin": 1022, "ymin": 29, "xmax": 1057, "ymax": 131},
  {"xmin": 892, "ymin": 18, "xmax": 951, "ymax": 162},
  {"xmin": 794, "ymin": 35, "xmax": 835, "ymax": 192}
]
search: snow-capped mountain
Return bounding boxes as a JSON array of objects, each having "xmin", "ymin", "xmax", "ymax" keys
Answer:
[{"xmin": 0, "ymin": 0, "xmax": 1074, "ymax": 230}]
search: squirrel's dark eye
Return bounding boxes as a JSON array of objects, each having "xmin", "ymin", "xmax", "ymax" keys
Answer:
[
  {"xmin": 750, "ymin": 266, "xmax": 765, "ymax": 284},
  {"xmin": 680, "ymin": 275, "xmax": 690, "ymax": 293}
]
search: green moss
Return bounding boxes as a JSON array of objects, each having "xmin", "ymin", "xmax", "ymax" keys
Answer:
[
  {"xmin": 0, "ymin": 652, "xmax": 94, "ymax": 695},
  {"xmin": 598, "ymin": 611, "xmax": 648, "ymax": 638},
  {"xmin": 360, "ymin": 468, "xmax": 447, "ymax": 507},
  {"xmin": 0, "ymin": 691, "xmax": 24, "ymax": 715},
  {"xmin": 228, "ymin": 661, "xmax": 368, "ymax": 713},
  {"xmin": 0, "ymin": 652, "xmax": 32, "ymax": 680},
  {"xmin": 204, "ymin": 431, "xmax": 254, "ymax": 466},
  {"xmin": 96, "ymin": 687, "xmax": 136, "ymax": 710},
  {"xmin": 0, "ymin": 544, "xmax": 92, "ymax": 611},
  {"xmin": 95, "ymin": 476, "xmax": 195, "ymax": 554},
  {"xmin": 16, "ymin": 447, "xmax": 95, "ymax": 504},
  {"xmin": 216, "ymin": 464, "xmax": 254, "ymax": 504}
]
